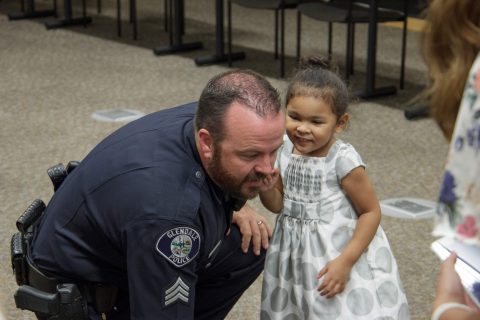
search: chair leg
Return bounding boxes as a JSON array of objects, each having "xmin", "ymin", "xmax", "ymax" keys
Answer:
[
  {"xmin": 400, "ymin": 18, "xmax": 407, "ymax": 89},
  {"xmin": 348, "ymin": 23, "xmax": 355, "ymax": 75},
  {"xmin": 97, "ymin": 0, "xmax": 101, "ymax": 14},
  {"xmin": 168, "ymin": 0, "xmax": 173, "ymax": 44},
  {"xmin": 82, "ymin": 0, "xmax": 86, "ymax": 26},
  {"xmin": 280, "ymin": 7, "xmax": 285, "ymax": 77},
  {"xmin": 164, "ymin": 0, "xmax": 168, "ymax": 32},
  {"xmin": 296, "ymin": 11, "xmax": 301, "ymax": 61},
  {"xmin": 328, "ymin": 22, "xmax": 333, "ymax": 58},
  {"xmin": 345, "ymin": 23, "xmax": 353, "ymax": 80},
  {"xmin": 274, "ymin": 9, "xmax": 279, "ymax": 59},
  {"xmin": 130, "ymin": 0, "xmax": 137, "ymax": 40},
  {"xmin": 227, "ymin": 0, "xmax": 233, "ymax": 67},
  {"xmin": 117, "ymin": 0, "xmax": 122, "ymax": 37}
]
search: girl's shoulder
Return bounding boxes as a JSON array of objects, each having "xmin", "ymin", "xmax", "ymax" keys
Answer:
[
  {"xmin": 328, "ymin": 139, "xmax": 360, "ymax": 159},
  {"xmin": 328, "ymin": 140, "xmax": 365, "ymax": 177},
  {"xmin": 279, "ymin": 134, "xmax": 294, "ymax": 157}
]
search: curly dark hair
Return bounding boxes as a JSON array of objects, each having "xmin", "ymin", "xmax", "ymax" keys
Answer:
[{"xmin": 285, "ymin": 56, "xmax": 349, "ymax": 118}]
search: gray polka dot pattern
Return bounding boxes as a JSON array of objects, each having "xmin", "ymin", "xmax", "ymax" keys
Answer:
[
  {"xmin": 291, "ymin": 258, "xmax": 302, "ymax": 286},
  {"xmin": 315, "ymin": 201, "xmax": 334, "ymax": 223},
  {"xmin": 398, "ymin": 303, "xmax": 410, "ymax": 320},
  {"xmin": 331, "ymin": 226, "xmax": 353, "ymax": 252},
  {"xmin": 270, "ymin": 287, "xmax": 289, "ymax": 312},
  {"xmin": 347, "ymin": 288, "xmax": 374, "ymax": 315},
  {"xmin": 261, "ymin": 139, "xmax": 410, "ymax": 320},
  {"xmin": 265, "ymin": 251, "xmax": 280, "ymax": 278},
  {"xmin": 280, "ymin": 257, "xmax": 292, "ymax": 282},
  {"xmin": 301, "ymin": 262, "xmax": 318, "ymax": 290},
  {"xmin": 301, "ymin": 295, "xmax": 309, "ymax": 319},
  {"xmin": 308, "ymin": 228, "xmax": 326, "ymax": 257},
  {"xmin": 312, "ymin": 296, "xmax": 342, "ymax": 319},
  {"xmin": 377, "ymin": 281, "xmax": 399, "ymax": 308},
  {"xmin": 354, "ymin": 254, "xmax": 374, "ymax": 280},
  {"xmin": 375, "ymin": 247, "xmax": 393, "ymax": 273}
]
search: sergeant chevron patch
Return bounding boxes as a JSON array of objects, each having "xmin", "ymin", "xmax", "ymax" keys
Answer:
[{"xmin": 164, "ymin": 276, "xmax": 190, "ymax": 307}]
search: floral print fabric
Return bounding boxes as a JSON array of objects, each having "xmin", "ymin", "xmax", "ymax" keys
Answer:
[{"xmin": 433, "ymin": 53, "xmax": 480, "ymax": 245}]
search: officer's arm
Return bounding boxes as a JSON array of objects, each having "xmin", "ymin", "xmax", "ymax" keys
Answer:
[
  {"xmin": 232, "ymin": 204, "xmax": 272, "ymax": 255},
  {"xmin": 124, "ymin": 218, "xmax": 200, "ymax": 319}
]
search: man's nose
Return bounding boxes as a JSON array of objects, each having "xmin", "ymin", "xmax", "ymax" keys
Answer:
[{"xmin": 254, "ymin": 155, "xmax": 274, "ymax": 176}]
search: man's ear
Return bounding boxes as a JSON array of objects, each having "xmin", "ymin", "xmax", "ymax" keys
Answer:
[
  {"xmin": 197, "ymin": 128, "xmax": 214, "ymax": 160},
  {"xmin": 335, "ymin": 113, "xmax": 349, "ymax": 133}
]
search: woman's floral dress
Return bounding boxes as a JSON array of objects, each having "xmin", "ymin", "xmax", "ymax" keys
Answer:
[{"xmin": 433, "ymin": 53, "xmax": 480, "ymax": 245}]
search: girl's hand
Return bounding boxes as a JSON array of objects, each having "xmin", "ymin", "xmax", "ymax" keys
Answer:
[
  {"xmin": 317, "ymin": 256, "xmax": 353, "ymax": 298},
  {"xmin": 260, "ymin": 168, "xmax": 280, "ymax": 192}
]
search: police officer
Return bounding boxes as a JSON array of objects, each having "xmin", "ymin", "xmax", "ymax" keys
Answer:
[{"xmin": 29, "ymin": 69, "xmax": 286, "ymax": 319}]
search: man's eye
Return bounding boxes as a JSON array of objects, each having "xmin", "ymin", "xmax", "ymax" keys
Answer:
[{"xmin": 242, "ymin": 154, "xmax": 257, "ymax": 160}]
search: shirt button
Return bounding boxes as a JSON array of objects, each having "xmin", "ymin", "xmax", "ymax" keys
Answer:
[{"xmin": 195, "ymin": 171, "xmax": 202, "ymax": 179}]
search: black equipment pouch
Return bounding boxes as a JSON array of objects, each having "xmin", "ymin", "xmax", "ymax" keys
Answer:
[{"xmin": 11, "ymin": 232, "xmax": 27, "ymax": 286}]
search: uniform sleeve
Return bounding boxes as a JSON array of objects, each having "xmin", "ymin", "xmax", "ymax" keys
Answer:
[
  {"xmin": 335, "ymin": 143, "xmax": 366, "ymax": 181},
  {"xmin": 124, "ymin": 218, "xmax": 201, "ymax": 319}
]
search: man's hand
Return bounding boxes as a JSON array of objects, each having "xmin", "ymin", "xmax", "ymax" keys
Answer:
[{"xmin": 232, "ymin": 204, "xmax": 272, "ymax": 255}]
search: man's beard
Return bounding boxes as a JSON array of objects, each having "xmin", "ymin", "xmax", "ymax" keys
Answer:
[{"xmin": 208, "ymin": 147, "xmax": 262, "ymax": 200}]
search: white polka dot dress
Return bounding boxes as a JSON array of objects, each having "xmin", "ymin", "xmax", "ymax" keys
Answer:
[{"xmin": 261, "ymin": 139, "xmax": 410, "ymax": 320}]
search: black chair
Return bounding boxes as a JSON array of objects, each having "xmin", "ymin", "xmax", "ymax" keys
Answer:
[
  {"xmin": 117, "ymin": 0, "xmax": 169, "ymax": 40},
  {"xmin": 296, "ymin": 0, "xmax": 409, "ymax": 88},
  {"xmin": 227, "ymin": 0, "xmax": 299, "ymax": 77}
]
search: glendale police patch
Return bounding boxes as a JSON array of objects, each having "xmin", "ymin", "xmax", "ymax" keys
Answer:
[{"xmin": 156, "ymin": 227, "xmax": 201, "ymax": 267}]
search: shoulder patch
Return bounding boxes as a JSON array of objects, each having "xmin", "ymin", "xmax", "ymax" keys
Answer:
[{"xmin": 156, "ymin": 227, "xmax": 201, "ymax": 267}]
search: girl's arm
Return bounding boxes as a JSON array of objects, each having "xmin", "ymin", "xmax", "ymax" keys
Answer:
[
  {"xmin": 317, "ymin": 166, "xmax": 381, "ymax": 298},
  {"xmin": 338, "ymin": 166, "xmax": 381, "ymax": 266},
  {"xmin": 259, "ymin": 174, "xmax": 284, "ymax": 214}
]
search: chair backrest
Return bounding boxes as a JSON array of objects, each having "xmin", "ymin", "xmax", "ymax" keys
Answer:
[
  {"xmin": 298, "ymin": 0, "xmax": 354, "ymax": 16},
  {"xmin": 355, "ymin": 0, "xmax": 428, "ymax": 17}
]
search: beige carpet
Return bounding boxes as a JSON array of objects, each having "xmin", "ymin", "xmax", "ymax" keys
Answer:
[{"xmin": 0, "ymin": 0, "xmax": 446, "ymax": 319}]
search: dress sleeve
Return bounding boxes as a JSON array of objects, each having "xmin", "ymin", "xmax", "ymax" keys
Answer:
[
  {"xmin": 335, "ymin": 142, "xmax": 366, "ymax": 181},
  {"xmin": 275, "ymin": 135, "xmax": 294, "ymax": 178},
  {"xmin": 433, "ymin": 53, "xmax": 480, "ymax": 245},
  {"xmin": 124, "ymin": 218, "xmax": 200, "ymax": 319}
]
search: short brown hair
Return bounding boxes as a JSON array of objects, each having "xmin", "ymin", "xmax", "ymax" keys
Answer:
[{"xmin": 195, "ymin": 69, "xmax": 281, "ymax": 142}]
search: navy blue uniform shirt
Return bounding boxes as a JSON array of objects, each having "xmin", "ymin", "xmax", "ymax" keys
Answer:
[{"xmin": 32, "ymin": 102, "xmax": 237, "ymax": 319}]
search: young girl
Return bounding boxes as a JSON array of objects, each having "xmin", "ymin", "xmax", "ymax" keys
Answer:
[{"xmin": 259, "ymin": 57, "xmax": 409, "ymax": 319}]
